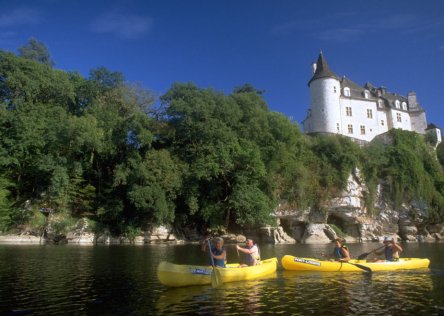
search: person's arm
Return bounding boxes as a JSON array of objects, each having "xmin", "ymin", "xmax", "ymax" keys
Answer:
[
  {"xmin": 340, "ymin": 247, "xmax": 351, "ymax": 262},
  {"xmin": 236, "ymin": 245, "xmax": 254, "ymax": 254},
  {"xmin": 392, "ymin": 241, "xmax": 403, "ymax": 253}
]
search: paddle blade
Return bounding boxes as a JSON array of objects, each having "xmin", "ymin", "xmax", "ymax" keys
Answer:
[
  {"xmin": 357, "ymin": 252, "xmax": 369, "ymax": 260},
  {"xmin": 352, "ymin": 262, "xmax": 372, "ymax": 273},
  {"xmin": 211, "ymin": 267, "xmax": 222, "ymax": 288}
]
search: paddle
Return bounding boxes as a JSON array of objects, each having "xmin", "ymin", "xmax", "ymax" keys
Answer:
[
  {"xmin": 357, "ymin": 245, "xmax": 385, "ymax": 260},
  {"xmin": 208, "ymin": 239, "xmax": 222, "ymax": 287},
  {"xmin": 343, "ymin": 261, "xmax": 372, "ymax": 273}
]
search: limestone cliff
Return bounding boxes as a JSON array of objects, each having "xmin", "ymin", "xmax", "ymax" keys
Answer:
[{"xmin": 275, "ymin": 168, "xmax": 444, "ymax": 243}]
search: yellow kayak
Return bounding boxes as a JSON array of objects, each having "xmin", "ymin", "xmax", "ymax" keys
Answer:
[
  {"xmin": 157, "ymin": 257, "xmax": 278, "ymax": 287},
  {"xmin": 281, "ymin": 255, "xmax": 430, "ymax": 272}
]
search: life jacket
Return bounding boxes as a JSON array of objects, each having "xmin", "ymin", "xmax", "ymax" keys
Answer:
[
  {"xmin": 333, "ymin": 245, "xmax": 350, "ymax": 260},
  {"xmin": 384, "ymin": 246, "xmax": 398, "ymax": 261},
  {"xmin": 211, "ymin": 246, "xmax": 226, "ymax": 267}
]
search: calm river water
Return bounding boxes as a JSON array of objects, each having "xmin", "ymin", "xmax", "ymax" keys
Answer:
[{"xmin": 1, "ymin": 242, "xmax": 443, "ymax": 315}]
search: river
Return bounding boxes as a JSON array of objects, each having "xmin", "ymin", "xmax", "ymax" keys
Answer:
[{"xmin": 1, "ymin": 242, "xmax": 443, "ymax": 315}]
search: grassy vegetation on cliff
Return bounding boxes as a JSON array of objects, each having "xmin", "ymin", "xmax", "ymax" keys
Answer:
[{"xmin": 0, "ymin": 41, "xmax": 443, "ymax": 235}]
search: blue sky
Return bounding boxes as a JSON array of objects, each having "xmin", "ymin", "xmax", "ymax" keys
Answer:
[{"xmin": 1, "ymin": 0, "xmax": 443, "ymax": 129}]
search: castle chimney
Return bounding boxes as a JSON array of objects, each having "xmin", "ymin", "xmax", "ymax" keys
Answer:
[
  {"xmin": 312, "ymin": 62, "xmax": 317, "ymax": 75},
  {"xmin": 408, "ymin": 91, "xmax": 417, "ymax": 107}
]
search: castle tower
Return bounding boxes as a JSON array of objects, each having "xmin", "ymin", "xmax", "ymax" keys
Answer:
[{"xmin": 305, "ymin": 52, "xmax": 341, "ymax": 134}]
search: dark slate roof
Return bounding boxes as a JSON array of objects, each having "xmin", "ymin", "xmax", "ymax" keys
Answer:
[
  {"xmin": 341, "ymin": 79, "xmax": 425, "ymax": 113},
  {"xmin": 380, "ymin": 92, "xmax": 407, "ymax": 108},
  {"xmin": 308, "ymin": 52, "xmax": 339, "ymax": 86},
  {"xmin": 426, "ymin": 123, "xmax": 440, "ymax": 130},
  {"xmin": 307, "ymin": 53, "xmax": 425, "ymax": 113},
  {"xmin": 340, "ymin": 77, "xmax": 376, "ymax": 100}
]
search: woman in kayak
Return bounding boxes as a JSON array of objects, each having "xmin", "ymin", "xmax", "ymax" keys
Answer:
[
  {"xmin": 202, "ymin": 237, "xmax": 226, "ymax": 267},
  {"xmin": 333, "ymin": 237, "xmax": 351, "ymax": 262},
  {"xmin": 375, "ymin": 236, "xmax": 403, "ymax": 261},
  {"xmin": 237, "ymin": 238, "xmax": 260, "ymax": 266}
]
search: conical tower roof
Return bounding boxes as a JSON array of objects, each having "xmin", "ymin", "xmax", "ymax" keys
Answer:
[{"xmin": 308, "ymin": 52, "xmax": 339, "ymax": 86}]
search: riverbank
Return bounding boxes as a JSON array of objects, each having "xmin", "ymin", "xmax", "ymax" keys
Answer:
[{"xmin": 1, "ymin": 231, "xmax": 442, "ymax": 245}]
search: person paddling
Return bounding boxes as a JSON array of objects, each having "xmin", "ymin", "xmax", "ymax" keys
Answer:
[
  {"xmin": 332, "ymin": 237, "xmax": 351, "ymax": 262},
  {"xmin": 202, "ymin": 237, "xmax": 226, "ymax": 267},
  {"xmin": 236, "ymin": 238, "xmax": 260, "ymax": 267},
  {"xmin": 375, "ymin": 236, "xmax": 402, "ymax": 261}
]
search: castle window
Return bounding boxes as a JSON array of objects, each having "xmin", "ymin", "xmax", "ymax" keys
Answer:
[
  {"xmin": 364, "ymin": 91, "xmax": 369, "ymax": 99},
  {"xmin": 367, "ymin": 109, "xmax": 373, "ymax": 119},
  {"xmin": 396, "ymin": 113, "xmax": 401, "ymax": 122},
  {"xmin": 336, "ymin": 123, "xmax": 340, "ymax": 133},
  {"xmin": 381, "ymin": 120, "xmax": 384, "ymax": 126},
  {"xmin": 395, "ymin": 100, "xmax": 400, "ymax": 109},
  {"xmin": 334, "ymin": 86, "xmax": 337, "ymax": 93},
  {"xmin": 344, "ymin": 87, "xmax": 350, "ymax": 97},
  {"xmin": 348, "ymin": 124, "xmax": 353, "ymax": 134},
  {"xmin": 378, "ymin": 100, "xmax": 383, "ymax": 108},
  {"xmin": 360, "ymin": 125, "xmax": 366, "ymax": 135},
  {"xmin": 402, "ymin": 102, "xmax": 407, "ymax": 110},
  {"xmin": 346, "ymin": 107, "xmax": 352, "ymax": 116}
]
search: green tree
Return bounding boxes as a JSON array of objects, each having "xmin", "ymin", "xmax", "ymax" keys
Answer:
[
  {"xmin": 17, "ymin": 38, "xmax": 54, "ymax": 67},
  {"xmin": 437, "ymin": 142, "xmax": 444, "ymax": 170},
  {"xmin": 160, "ymin": 83, "xmax": 274, "ymax": 229}
]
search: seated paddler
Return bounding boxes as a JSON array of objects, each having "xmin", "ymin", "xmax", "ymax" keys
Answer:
[
  {"xmin": 236, "ymin": 238, "xmax": 260, "ymax": 267},
  {"xmin": 332, "ymin": 237, "xmax": 351, "ymax": 262},
  {"xmin": 201, "ymin": 237, "xmax": 226, "ymax": 267},
  {"xmin": 375, "ymin": 236, "xmax": 403, "ymax": 261}
]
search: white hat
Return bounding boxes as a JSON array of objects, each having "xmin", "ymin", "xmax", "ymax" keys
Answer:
[{"xmin": 383, "ymin": 236, "xmax": 393, "ymax": 242}]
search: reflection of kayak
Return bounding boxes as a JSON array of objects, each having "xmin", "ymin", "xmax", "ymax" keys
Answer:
[
  {"xmin": 157, "ymin": 258, "xmax": 278, "ymax": 287},
  {"xmin": 281, "ymin": 255, "xmax": 430, "ymax": 272}
]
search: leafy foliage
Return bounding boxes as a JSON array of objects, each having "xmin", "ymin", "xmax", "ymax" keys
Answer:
[
  {"xmin": 1, "ymin": 41, "xmax": 443, "ymax": 236},
  {"xmin": 18, "ymin": 38, "xmax": 54, "ymax": 67}
]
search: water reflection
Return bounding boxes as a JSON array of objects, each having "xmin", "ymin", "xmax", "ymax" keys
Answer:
[
  {"xmin": 1, "ymin": 243, "xmax": 443, "ymax": 315},
  {"xmin": 281, "ymin": 269, "xmax": 434, "ymax": 315}
]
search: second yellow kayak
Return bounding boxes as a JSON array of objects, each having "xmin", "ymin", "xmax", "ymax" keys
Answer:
[{"xmin": 281, "ymin": 255, "xmax": 430, "ymax": 272}]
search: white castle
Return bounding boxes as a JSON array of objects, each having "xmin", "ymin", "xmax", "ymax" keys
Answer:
[{"xmin": 303, "ymin": 52, "xmax": 441, "ymax": 145}]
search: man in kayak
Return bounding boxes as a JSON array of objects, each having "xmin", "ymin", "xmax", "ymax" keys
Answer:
[
  {"xmin": 202, "ymin": 237, "xmax": 226, "ymax": 267},
  {"xmin": 236, "ymin": 238, "xmax": 260, "ymax": 266},
  {"xmin": 333, "ymin": 237, "xmax": 351, "ymax": 262},
  {"xmin": 375, "ymin": 236, "xmax": 403, "ymax": 261}
]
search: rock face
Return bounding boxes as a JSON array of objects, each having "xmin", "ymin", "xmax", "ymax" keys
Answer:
[
  {"xmin": 258, "ymin": 225, "xmax": 296, "ymax": 244},
  {"xmin": 0, "ymin": 234, "xmax": 42, "ymax": 243},
  {"xmin": 53, "ymin": 220, "xmax": 182, "ymax": 245},
  {"xmin": 276, "ymin": 168, "xmax": 444, "ymax": 243},
  {"xmin": 302, "ymin": 224, "xmax": 335, "ymax": 244}
]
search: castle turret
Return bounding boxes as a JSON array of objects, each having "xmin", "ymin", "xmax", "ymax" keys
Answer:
[{"xmin": 305, "ymin": 52, "xmax": 341, "ymax": 134}]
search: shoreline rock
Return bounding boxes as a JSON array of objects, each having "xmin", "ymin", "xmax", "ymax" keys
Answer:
[{"xmin": 0, "ymin": 234, "xmax": 42, "ymax": 244}]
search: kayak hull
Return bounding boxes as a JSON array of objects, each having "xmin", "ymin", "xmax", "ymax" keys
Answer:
[
  {"xmin": 157, "ymin": 261, "xmax": 213, "ymax": 287},
  {"xmin": 157, "ymin": 257, "xmax": 278, "ymax": 287},
  {"xmin": 217, "ymin": 257, "xmax": 278, "ymax": 283},
  {"xmin": 281, "ymin": 255, "xmax": 430, "ymax": 272}
]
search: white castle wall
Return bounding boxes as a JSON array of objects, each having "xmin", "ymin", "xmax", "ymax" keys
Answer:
[
  {"xmin": 390, "ymin": 109, "xmax": 412, "ymax": 131},
  {"xmin": 376, "ymin": 111, "xmax": 389, "ymax": 135},
  {"xmin": 339, "ymin": 98, "xmax": 379, "ymax": 142},
  {"xmin": 309, "ymin": 78, "xmax": 341, "ymax": 134}
]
